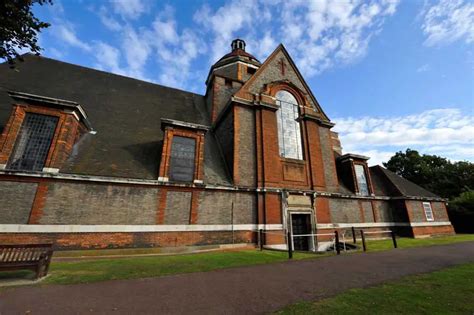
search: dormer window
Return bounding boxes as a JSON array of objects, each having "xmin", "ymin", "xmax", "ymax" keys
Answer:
[
  {"xmin": 8, "ymin": 113, "xmax": 58, "ymax": 171},
  {"xmin": 354, "ymin": 164, "xmax": 369, "ymax": 196},
  {"xmin": 0, "ymin": 92, "xmax": 92, "ymax": 173},
  {"xmin": 336, "ymin": 154, "xmax": 373, "ymax": 196},
  {"xmin": 169, "ymin": 136, "xmax": 196, "ymax": 182},
  {"xmin": 276, "ymin": 90, "xmax": 303, "ymax": 160},
  {"xmin": 159, "ymin": 119, "xmax": 209, "ymax": 184}
]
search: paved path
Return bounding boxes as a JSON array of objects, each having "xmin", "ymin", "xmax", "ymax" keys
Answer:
[{"xmin": 1, "ymin": 242, "xmax": 473, "ymax": 315}]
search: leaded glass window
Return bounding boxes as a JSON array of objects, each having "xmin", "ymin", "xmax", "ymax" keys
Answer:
[
  {"xmin": 169, "ymin": 136, "xmax": 196, "ymax": 182},
  {"xmin": 276, "ymin": 90, "xmax": 303, "ymax": 160},
  {"xmin": 355, "ymin": 164, "xmax": 369, "ymax": 196},
  {"xmin": 8, "ymin": 113, "xmax": 58, "ymax": 171}
]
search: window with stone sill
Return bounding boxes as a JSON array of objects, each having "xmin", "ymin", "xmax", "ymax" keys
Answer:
[
  {"xmin": 354, "ymin": 164, "xmax": 369, "ymax": 196},
  {"xmin": 7, "ymin": 113, "xmax": 58, "ymax": 171},
  {"xmin": 276, "ymin": 90, "xmax": 303, "ymax": 160},
  {"xmin": 168, "ymin": 136, "xmax": 196, "ymax": 182}
]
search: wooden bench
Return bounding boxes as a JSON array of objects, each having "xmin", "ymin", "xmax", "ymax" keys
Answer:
[{"xmin": 0, "ymin": 244, "xmax": 54, "ymax": 279}]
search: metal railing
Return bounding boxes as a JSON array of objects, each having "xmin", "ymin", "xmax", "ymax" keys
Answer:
[
  {"xmin": 258, "ymin": 228, "xmax": 398, "ymax": 259},
  {"xmin": 359, "ymin": 229, "xmax": 397, "ymax": 251}
]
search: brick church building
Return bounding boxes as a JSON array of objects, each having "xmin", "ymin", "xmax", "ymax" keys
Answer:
[{"xmin": 0, "ymin": 39, "xmax": 454, "ymax": 250}]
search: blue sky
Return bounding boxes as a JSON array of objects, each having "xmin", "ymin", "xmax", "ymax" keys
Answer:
[{"xmin": 27, "ymin": 0, "xmax": 474, "ymax": 165}]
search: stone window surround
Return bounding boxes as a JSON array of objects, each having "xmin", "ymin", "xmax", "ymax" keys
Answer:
[
  {"xmin": 0, "ymin": 99, "xmax": 90, "ymax": 173},
  {"xmin": 158, "ymin": 119, "xmax": 208, "ymax": 185}
]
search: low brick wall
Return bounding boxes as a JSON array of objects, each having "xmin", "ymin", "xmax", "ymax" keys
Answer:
[
  {"xmin": 412, "ymin": 225, "xmax": 455, "ymax": 238},
  {"xmin": 0, "ymin": 231, "xmax": 256, "ymax": 250}
]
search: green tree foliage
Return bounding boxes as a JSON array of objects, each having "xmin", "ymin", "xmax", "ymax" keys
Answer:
[
  {"xmin": 0, "ymin": 0, "xmax": 52, "ymax": 64},
  {"xmin": 383, "ymin": 149, "xmax": 474, "ymax": 200},
  {"xmin": 449, "ymin": 190, "xmax": 474, "ymax": 213}
]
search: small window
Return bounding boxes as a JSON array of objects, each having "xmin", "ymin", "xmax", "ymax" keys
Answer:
[
  {"xmin": 8, "ymin": 113, "xmax": 58, "ymax": 171},
  {"xmin": 355, "ymin": 164, "xmax": 369, "ymax": 196},
  {"xmin": 247, "ymin": 67, "xmax": 256, "ymax": 75},
  {"xmin": 224, "ymin": 78, "xmax": 232, "ymax": 87},
  {"xmin": 422, "ymin": 202, "xmax": 434, "ymax": 221},
  {"xmin": 169, "ymin": 136, "xmax": 196, "ymax": 182}
]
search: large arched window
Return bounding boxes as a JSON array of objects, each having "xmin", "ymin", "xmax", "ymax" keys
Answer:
[{"xmin": 276, "ymin": 90, "xmax": 303, "ymax": 159}]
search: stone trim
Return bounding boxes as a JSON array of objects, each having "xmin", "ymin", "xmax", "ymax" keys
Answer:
[
  {"xmin": 316, "ymin": 221, "xmax": 452, "ymax": 229},
  {"xmin": 160, "ymin": 118, "xmax": 210, "ymax": 132}
]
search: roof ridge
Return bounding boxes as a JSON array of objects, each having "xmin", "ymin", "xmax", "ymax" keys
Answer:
[{"xmin": 371, "ymin": 165, "xmax": 439, "ymax": 198}]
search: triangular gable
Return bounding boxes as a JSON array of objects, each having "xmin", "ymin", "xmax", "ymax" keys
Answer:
[{"xmin": 235, "ymin": 44, "xmax": 330, "ymax": 122}]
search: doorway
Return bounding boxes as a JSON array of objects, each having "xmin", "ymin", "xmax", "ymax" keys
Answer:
[{"xmin": 291, "ymin": 213, "xmax": 312, "ymax": 251}]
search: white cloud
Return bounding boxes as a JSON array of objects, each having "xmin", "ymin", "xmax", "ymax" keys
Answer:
[
  {"xmin": 43, "ymin": 0, "xmax": 400, "ymax": 90},
  {"xmin": 193, "ymin": 1, "xmax": 259, "ymax": 63},
  {"xmin": 421, "ymin": 0, "xmax": 474, "ymax": 46},
  {"xmin": 121, "ymin": 27, "xmax": 151, "ymax": 76},
  {"xmin": 333, "ymin": 108, "xmax": 474, "ymax": 165},
  {"xmin": 416, "ymin": 64, "xmax": 430, "ymax": 72},
  {"xmin": 194, "ymin": 0, "xmax": 400, "ymax": 76},
  {"xmin": 52, "ymin": 22, "xmax": 91, "ymax": 51},
  {"xmin": 98, "ymin": 6, "xmax": 122, "ymax": 31},
  {"xmin": 109, "ymin": 0, "xmax": 146, "ymax": 20},
  {"xmin": 94, "ymin": 41, "xmax": 122, "ymax": 73}
]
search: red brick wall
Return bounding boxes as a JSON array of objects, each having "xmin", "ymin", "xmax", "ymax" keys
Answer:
[
  {"xmin": 412, "ymin": 225, "xmax": 455, "ymax": 237},
  {"xmin": 315, "ymin": 197, "xmax": 331, "ymax": 223},
  {"xmin": 265, "ymin": 193, "xmax": 282, "ymax": 224},
  {"xmin": 0, "ymin": 231, "xmax": 256, "ymax": 250}
]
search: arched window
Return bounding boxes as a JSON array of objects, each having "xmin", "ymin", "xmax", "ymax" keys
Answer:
[{"xmin": 275, "ymin": 90, "xmax": 303, "ymax": 159}]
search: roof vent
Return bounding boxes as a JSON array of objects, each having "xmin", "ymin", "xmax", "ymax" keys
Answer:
[{"xmin": 231, "ymin": 39, "xmax": 246, "ymax": 51}]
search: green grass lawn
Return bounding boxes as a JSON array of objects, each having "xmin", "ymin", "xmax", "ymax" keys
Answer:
[
  {"xmin": 0, "ymin": 250, "xmax": 317, "ymax": 285},
  {"xmin": 363, "ymin": 234, "xmax": 474, "ymax": 252},
  {"xmin": 1, "ymin": 234, "xmax": 473, "ymax": 286},
  {"xmin": 276, "ymin": 263, "xmax": 474, "ymax": 315}
]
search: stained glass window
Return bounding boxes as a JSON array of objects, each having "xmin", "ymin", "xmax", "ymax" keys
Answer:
[
  {"xmin": 276, "ymin": 90, "xmax": 303, "ymax": 160},
  {"xmin": 169, "ymin": 136, "xmax": 196, "ymax": 182},
  {"xmin": 355, "ymin": 164, "xmax": 369, "ymax": 196},
  {"xmin": 8, "ymin": 113, "xmax": 58, "ymax": 171}
]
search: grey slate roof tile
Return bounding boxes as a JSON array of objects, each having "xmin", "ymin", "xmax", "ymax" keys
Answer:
[{"xmin": 0, "ymin": 54, "xmax": 231, "ymax": 184}]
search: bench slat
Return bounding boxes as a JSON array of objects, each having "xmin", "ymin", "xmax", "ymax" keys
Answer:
[{"xmin": 0, "ymin": 244, "xmax": 54, "ymax": 279}]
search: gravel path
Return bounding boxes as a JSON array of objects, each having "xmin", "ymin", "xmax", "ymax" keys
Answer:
[{"xmin": 1, "ymin": 242, "xmax": 473, "ymax": 314}]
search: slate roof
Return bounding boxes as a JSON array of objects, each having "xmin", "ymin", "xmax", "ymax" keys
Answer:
[
  {"xmin": 0, "ymin": 54, "xmax": 231, "ymax": 185},
  {"xmin": 370, "ymin": 165, "xmax": 440, "ymax": 198}
]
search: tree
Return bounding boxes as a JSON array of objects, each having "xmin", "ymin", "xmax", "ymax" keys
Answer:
[
  {"xmin": 383, "ymin": 149, "xmax": 474, "ymax": 200},
  {"xmin": 447, "ymin": 190, "xmax": 474, "ymax": 233},
  {"xmin": 0, "ymin": 0, "xmax": 52, "ymax": 65}
]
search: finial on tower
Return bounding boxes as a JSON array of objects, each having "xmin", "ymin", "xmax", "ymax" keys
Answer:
[{"xmin": 231, "ymin": 39, "xmax": 246, "ymax": 51}]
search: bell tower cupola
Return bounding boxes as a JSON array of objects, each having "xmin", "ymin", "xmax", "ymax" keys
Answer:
[
  {"xmin": 231, "ymin": 38, "xmax": 246, "ymax": 51},
  {"xmin": 206, "ymin": 39, "xmax": 261, "ymax": 86},
  {"xmin": 205, "ymin": 39, "xmax": 261, "ymax": 122}
]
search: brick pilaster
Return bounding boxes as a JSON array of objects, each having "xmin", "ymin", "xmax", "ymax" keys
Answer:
[
  {"xmin": 156, "ymin": 189, "xmax": 168, "ymax": 224},
  {"xmin": 28, "ymin": 182, "xmax": 48, "ymax": 224},
  {"xmin": 189, "ymin": 191, "xmax": 200, "ymax": 224}
]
